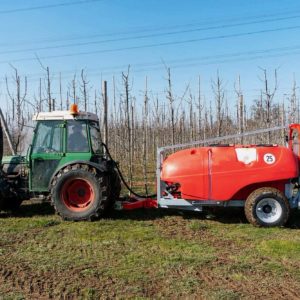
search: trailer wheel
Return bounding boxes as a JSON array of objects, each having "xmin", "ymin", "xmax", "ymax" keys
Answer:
[
  {"xmin": 50, "ymin": 164, "xmax": 109, "ymax": 221},
  {"xmin": 245, "ymin": 187, "xmax": 290, "ymax": 227}
]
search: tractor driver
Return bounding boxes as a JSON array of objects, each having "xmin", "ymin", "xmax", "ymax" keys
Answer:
[{"xmin": 68, "ymin": 122, "xmax": 89, "ymax": 152}]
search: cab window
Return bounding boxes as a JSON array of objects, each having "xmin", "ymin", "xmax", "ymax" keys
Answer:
[
  {"xmin": 89, "ymin": 122, "xmax": 103, "ymax": 154},
  {"xmin": 32, "ymin": 121, "xmax": 62, "ymax": 153},
  {"xmin": 67, "ymin": 121, "xmax": 89, "ymax": 152}
]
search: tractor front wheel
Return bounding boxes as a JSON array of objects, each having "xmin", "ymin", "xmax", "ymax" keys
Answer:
[
  {"xmin": 245, "ymin": 187, "xmax": 290, "ymax": 227},
  {"xmin": 51, "ymin": 164, "xmax": 109, "ymax": 221}
]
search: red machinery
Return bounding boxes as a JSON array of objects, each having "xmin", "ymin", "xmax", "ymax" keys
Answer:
[{"xmin": 116, "ymin": 124, "xmax": 300, "ymax": 227}]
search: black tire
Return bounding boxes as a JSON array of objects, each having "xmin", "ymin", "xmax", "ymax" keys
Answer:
[
  {"xmin": 245, "ymin": 187, "xmax": 290, "ymax": 227},
  {"xmin": 50, "ymin": 164, "xmax": 109, "ymax": 221}
]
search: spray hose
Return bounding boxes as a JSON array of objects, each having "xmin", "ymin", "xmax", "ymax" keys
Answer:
[{"xmin": 102, "ymin": 143, "xmax": 157, "ymax": 199}]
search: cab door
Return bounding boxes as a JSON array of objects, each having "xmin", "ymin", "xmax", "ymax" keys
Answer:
[{"xmin": 30, "ymin": 121, "xmax": 65, "ymax": 192}]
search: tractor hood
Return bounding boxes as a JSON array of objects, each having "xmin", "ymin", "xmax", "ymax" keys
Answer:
[
  {"xmin": 2, "ymin": 155, "xmax": 26, "ymax": 164},
  {"xmin": 2, "ymin": 155, "xmax": 27, "ymax": 175}
]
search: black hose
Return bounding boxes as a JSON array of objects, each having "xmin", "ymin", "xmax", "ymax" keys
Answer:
[{"xmin": 102, "ymin": 143, "xmax": 157, "ymax": 199}]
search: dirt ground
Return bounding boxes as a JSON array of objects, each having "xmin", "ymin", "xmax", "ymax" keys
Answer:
[{"xmin": 0, "ymin": 200, "xmax": 299, "ymax": 299}]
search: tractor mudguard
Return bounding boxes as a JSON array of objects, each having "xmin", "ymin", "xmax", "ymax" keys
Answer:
[{"xmin": 48, "ymin": 160, "xmax": 114, "ymax": 190}]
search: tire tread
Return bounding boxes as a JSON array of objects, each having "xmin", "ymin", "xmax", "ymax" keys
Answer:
[
  {"xmin": 245, "ymin": 187, "xmax": 290, "ymax": 227},
  {"xmin": 50, "ymin": 163, "xmax": 109, "ymax": 221}
]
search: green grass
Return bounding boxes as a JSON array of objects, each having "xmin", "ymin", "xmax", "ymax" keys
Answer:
[
  {"xmin": 0, "ymin": 203, "xmax": 300, "ymax": 299},
  {"xmin": 258, "ymin": 240, "xmax": 300, "ymax": 259}
]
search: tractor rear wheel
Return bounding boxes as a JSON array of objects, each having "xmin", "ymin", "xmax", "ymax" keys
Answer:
[
  {"xmin": 245, "ymin": 187, "xmax": 290, "ymax": 227},
  {"xmin": 51, "ymin": 164, "xmax": 109, "ymax": 221}
]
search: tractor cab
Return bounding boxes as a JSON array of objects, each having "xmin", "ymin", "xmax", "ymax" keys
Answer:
[{"xmin": 29, "ymin": 106, "xmax": 103, "ymax": 192}]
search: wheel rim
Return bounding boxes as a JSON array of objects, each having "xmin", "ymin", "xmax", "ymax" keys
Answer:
[
  {"xmin": 61, "ymin": 178, "xmax": 95, "ymax": 212},
  {"xmin": 256, "ymin": 198, "xmax": 282, "ymax": 224}
]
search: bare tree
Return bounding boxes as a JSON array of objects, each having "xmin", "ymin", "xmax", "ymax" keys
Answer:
[
  {"xmin": 112, "ymin": 76, "xmax": 118, "ymax": 159},
  {"xmin": 212, "ymin": 72, "xmax": 225, "ymax": 137},
  {"xmin": 59, "ymin": 72, "xmax": 63, "ymax": 110},
  {"xmin": 94, "ymin": 90, "xmax": 98, "ymax": 116},
  {"xmin": 66, "ymin": 90, "xmax": 70, "ymax": 110},
  {"xmin": 5, "ymin": 65, "xmax": 27, "ymax": 153},
  {"xmin": 259, "ymin": 68, "xmax": 278, "ymax": 143},
  {"xmin": 81, "ymin": 69, "xmax": 89, "ymax": 111},
  {"xmin": 71, "ymin": 74, "xmax": 77, "ymax": 105},
  {"xmin": 102, "ymin": 80, "xmax": 108, "ymax": 147},
  {"xmin": 142, "ymin": 77, "xmax": 149, "ymax": 195},
  {"xmin": 196, "ymin": 76, "xmax": 204, "ymax": 139},
  {"xmin": 165, "ymin": 67, "xmax": 175, "ymax": 146},
  {"xmin": 288, "ymin": 75, "xmax": 298, "ymax": 123},
  {"xmin": 122, "ymin": 66, "xmax": 133, "ymax": 188},
  {"xmin": 36, "ymin": 56, "xmax": 52, "ymax": 112},
  {"xmin": 185, "ymin": 88, "xmax": 194, "ymax": 141}
]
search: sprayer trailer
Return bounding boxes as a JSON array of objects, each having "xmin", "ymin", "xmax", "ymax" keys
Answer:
[
  {"xmin": 117, "ymin": 124, "xmax": 300, "ymax": 227},
  {"xmin": 0, "ymin": 105, "xmax": 299, "ymax": 227}
]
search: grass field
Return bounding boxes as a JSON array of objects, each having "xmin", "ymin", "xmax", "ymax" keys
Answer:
[{"xmin": 0, "ymin": 201, "xmax": 300, "ymax": 299}]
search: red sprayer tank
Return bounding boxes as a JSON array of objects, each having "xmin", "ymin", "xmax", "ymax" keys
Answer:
[
  {"xmin": 161, "ymin": 145, "xmax": 299, "ymax": 201},
  {"xmin": 117, "ymin": 124, "xmax": 300, "ymax": 227}
]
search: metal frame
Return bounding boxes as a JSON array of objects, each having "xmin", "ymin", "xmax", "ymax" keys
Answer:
[{"xmin": 156, "ymin": 125, "xmax": 288, "ymax": 209}]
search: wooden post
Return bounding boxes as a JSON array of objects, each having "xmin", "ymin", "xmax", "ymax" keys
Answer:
[
  {"xmin": 59, "ymin": 72, "xmax": 63, "ymax": 110},
  {"xmin": 47, "ymin": 67, "xmax": 51, "ymax": 112},
  {"xmin": 102, "ymin": 80, "xmax": 108, "ymax": 147},
  {"xmin": 240, "ymin": 94, "xmax": 244, "ymax": 144}
]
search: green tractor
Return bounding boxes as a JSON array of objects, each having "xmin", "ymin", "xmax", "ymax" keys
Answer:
[{"xmin": 0, "ymin": 105, "xmax": 121, "ymax": 220}]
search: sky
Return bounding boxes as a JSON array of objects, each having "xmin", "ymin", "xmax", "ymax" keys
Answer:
[{"xmin": 1, "ymin": 0, "xmax": 300, "ymax": 111}]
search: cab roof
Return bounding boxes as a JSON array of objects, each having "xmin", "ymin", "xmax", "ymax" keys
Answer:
[{"xmin": 32, "ymin": 110, "xmax": 99, "ymax": 122}]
